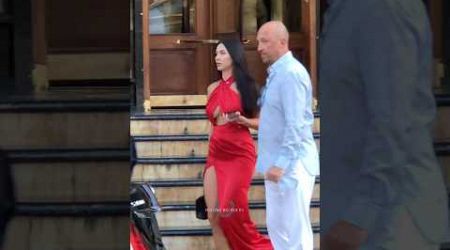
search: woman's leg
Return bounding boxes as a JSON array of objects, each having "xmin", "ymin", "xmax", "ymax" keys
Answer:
[{"xmin": 204, "ymin": 167, "xmax": 230, "ymax": 250}]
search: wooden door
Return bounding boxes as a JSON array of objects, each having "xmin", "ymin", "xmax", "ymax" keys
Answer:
[
  {"xmin": 142, "ymin": 0, "xmax": 317, "ymax": 108},
  {"xmin": 143, "ymin": 0, "xmax": 212, "ymax": 107}
]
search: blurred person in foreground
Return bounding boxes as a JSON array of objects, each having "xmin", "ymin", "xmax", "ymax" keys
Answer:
[{"xmin": 320, "ymin": 0, "xmax": 448, "ymax": 249}]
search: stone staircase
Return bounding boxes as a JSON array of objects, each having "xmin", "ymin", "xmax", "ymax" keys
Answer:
[
  {"xmin": 1, "ymin": 85, "xmax": 130, "ymax": 250},
  {"xmin": 130, "ymin": 109, "xmax": 321, "ymax": 249}
]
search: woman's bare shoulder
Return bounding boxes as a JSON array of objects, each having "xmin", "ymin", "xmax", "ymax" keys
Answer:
[{"xmin": 207, "ymin": 81, "xmax": 220, "ymax": 96}]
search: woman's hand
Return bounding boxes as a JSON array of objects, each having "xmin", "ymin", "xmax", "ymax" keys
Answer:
[
  {"xmin": 225, "ymin": 111, "xmax": 248, "ymax": 125},
  {"xmin": 224, "ymin": 111, "xmax": 259, "ymax": 130}
]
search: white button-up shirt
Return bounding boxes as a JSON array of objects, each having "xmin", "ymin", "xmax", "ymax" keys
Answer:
[{"xmin": 256, "ymin": 51, "xmax": 319, "ymax": 191}]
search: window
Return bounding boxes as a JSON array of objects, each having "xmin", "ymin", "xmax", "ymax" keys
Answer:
[
  {"xmin": 149, "ymin": 0, "xmax": 195, "ymax": 34},
  {"xmin": 242, "ymin": 0, "xmax": 301, "ymax": 33}
]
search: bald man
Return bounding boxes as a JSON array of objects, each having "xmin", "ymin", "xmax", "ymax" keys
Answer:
[{"xmin": 256, "ymin": 21, "xmax": 319, "ymax": 250}]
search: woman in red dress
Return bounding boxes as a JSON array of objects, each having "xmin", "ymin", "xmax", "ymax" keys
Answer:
[{"xmin": 204, "ymin": 37, "xmax": 273, "ymax": 250}]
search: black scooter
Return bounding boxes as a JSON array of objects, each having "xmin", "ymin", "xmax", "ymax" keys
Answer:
[{"xmin": 130, "ymin": 182, "xmax": 166, "ymax": 250}]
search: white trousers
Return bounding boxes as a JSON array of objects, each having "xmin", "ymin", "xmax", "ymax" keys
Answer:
[{"xmin": 265, "ymin": 161, "xmax": 316, "ymax": 250}]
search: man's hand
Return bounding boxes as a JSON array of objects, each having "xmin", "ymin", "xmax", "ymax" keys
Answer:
[
  {"xmin": 323, "ymin": 220, "xmax": 368, "ymax": 250},
  {"xmin": 265, "ymin": 166, "xmax": 284, "ymax": 183}
]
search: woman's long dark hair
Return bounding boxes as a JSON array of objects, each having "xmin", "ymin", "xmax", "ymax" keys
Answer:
[{"xmin": 220, "ymin": 38, "xmax": 259, "ymax": 118}]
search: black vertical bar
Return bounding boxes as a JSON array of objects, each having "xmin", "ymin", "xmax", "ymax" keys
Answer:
[
  {"xmin": 0, "ymin": 24, "xmax": 13, "ymax": 92},
  {"xmin": 13, "ymin": 0, "xmax": 33, "ymax": 93},
  {"xmin": 265, "ymin": 0, "xmax": 271, "ymax": 20},
  {"xmin": 134, "ymin": 0, "xmax": 144, "ymax": 112},
  {"xmin": 182, "ymin": 0, "xmax": 189, "ymax": 33},
  {"xmin": 6, "ymin": 0, "xmax": 12, "ymax": 86},
  {"xmin": 130, "ymin": 0, "xmax": 136, "ymax": 108},
  {"xmin": 238, "ymin": 0, "xmax": 243, "ymax": 40},
  {"xmin": 3, "ymin": 0, "xmax": 9, "ymax": 13},
  {"xmin": 0, "ymin": 0, "xmax": 14, "ymax": 92},
  {"xmin": 444, "ymin": 0, "xmax": 450, "ymax": 87}
]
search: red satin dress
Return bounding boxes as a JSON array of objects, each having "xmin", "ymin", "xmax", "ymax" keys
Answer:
[{"xmin": 205, "ymin": 76, "xmax": 273, "ymax": 250}]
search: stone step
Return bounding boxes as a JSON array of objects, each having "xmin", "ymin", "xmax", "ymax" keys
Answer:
[
  {"xmin": 156, "ymin": 200, "xmax": 320, "ymax": 228},
  {"xmin": 132, "ymin": 157, "xmax": 267, "ymax": 181},
  {"xmin": 160, "ymin": 225, "xmax": 320, "ymax": 250},
  {"xmin": 131, "ymin": 110, "xmax": 320, "ymax": 136},
  {"xmin": 0, "ymin": 109, "xmax": 129, "ymax": 149},
  {"xmin": 133, "ymin": 134, "xmax": 320, "ymax": 158},
  {"xmin": 132, "ymin": 161, "xmax": 206, "ymax": 181},
  {"xmin": 8, "ymin": 149, "xmax": 129, "ymax": 202},
  {"xmin": 4, "ymin": 215, "xmax": 128, "ymax": 250},
  {"xmin": 132, "ymin": 137, "xmax": 450, "ymax": 181},
  {"xmin": 138, "ymin": 178, "xmax": 320, "ymax": 204}
]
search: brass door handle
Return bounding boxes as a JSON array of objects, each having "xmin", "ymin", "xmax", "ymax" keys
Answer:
[
  {"xmin": 176, "ymin": 39, "xmax": 220, "ymax": 44},
  {"xmin": 176, "ymin": 39, "xmax": 252, "ymax": 45}
]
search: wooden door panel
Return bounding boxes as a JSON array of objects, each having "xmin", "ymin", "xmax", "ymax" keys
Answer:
[
  {"xmin": 213, "ymin": 0, "xmax": 239, "ymax": 33},
  {"xmin": 47, "ymin": 0, "xmax": 129, "ymax": 52},
  {"xmin": 148, "ymin": 44, "xmax": 210, "ymax": 95},
  {"xmin": 149, "ymin": 49, "xmax": 196, "ymax": 94},
  {"xmin": 144, "ymin": 0, "xmax": 211, "ymax": 98}
]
